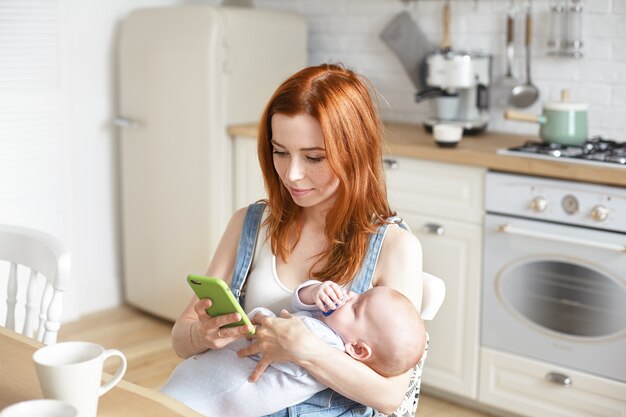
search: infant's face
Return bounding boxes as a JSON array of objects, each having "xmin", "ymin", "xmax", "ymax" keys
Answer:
[
  {"xmin": 321, "ymin": 289, "xmax": 389, "ymax": 344},
  {"xmin": 321, "ymin": 288, "xmax": 394, "ymax": 344}
]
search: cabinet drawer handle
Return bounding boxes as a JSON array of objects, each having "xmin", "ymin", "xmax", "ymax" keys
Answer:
[
  {"xmin": 383, "ymin": 158, "xmax": 399, "ymax": 170},
  {"xmin": 114, "ymin": 116, "xmax": 142, "ymax": 129},
  {"xmin": 545, "ymin": 372, "xmax": 572, "ymax": 387},
  {"xmin": 422, "ymin": 223, "xmax": 445, "ymax": 235}
]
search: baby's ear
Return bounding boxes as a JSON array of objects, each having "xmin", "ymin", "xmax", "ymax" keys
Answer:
[{"xmin": 344, "ymin": 341, "xmax": 372, "ymax": 361}]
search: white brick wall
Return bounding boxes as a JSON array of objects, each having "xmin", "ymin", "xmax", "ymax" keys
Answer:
[{"xmin": 256, "ymin": 0, "xmax": 626, "ymax": 140}]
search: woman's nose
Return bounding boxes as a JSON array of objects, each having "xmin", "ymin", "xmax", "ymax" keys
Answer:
[{"xmin": 287, "ymin": 159, "xmax": 305, "ymax": 182}]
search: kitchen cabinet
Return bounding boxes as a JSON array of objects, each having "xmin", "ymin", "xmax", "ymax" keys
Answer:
[
  {"xmin": 480, "ymin": 347, "xmax": 626, "ymax": 417},
  {"xmin": 384, "ymin": 156, "xmax": 484, "ymax": 400},
  {"xmin": 233, "ymin": 136, "xmax": 265, "ymax": 209}
]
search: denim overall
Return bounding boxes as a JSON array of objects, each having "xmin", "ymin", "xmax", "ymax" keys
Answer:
[{"xmin": 230, "ymin": 202, "xmax": 405, "ymax": 417}]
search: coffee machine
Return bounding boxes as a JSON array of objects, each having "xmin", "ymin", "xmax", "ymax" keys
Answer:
[{"xmin": 416, "ymin": 50, "xmax": 492, "ymax": 134}]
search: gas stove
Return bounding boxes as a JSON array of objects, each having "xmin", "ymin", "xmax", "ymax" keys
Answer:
[{"xmin": 497, "ymin": 137, "xmax": 626, "ymax": 168}]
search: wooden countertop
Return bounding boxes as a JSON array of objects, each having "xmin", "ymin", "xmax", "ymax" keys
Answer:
[{"xmin": 228, "ymin": 122, "xmax": 626, "ymax": 187}]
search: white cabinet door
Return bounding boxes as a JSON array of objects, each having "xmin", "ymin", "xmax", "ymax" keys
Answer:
[
  {"xmin": 233, "ymin": 137, "xmax": 266, "ymax": 209},
  {"xmin": 385, "ymin": 156, "xmax": 484, "ymax": 399},
  {"xmin": 402, "ymin": 211, "xmax": 482, "ymax": 399},
  {"xmin": 480, "ymin": 347, "xmax": 626, "ymax": 417}
]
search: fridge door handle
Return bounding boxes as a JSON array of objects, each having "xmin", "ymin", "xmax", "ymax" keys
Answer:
[{"xmin": 114, "ymin": 116, "xmax": 142, "ymax": 129}]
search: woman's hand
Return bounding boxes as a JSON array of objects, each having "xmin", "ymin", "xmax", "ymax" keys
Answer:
[
  {"xmin": 237, "ymin": 309, "xmax": 323, "ymax": 382},
  {"xmin": 191, "ymin": 298, "xmax": 255, "ymax": 351}
]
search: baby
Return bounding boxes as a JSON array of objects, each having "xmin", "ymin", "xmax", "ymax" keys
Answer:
[{"xmin": 161, "ymin": 281, "xmax": 425, "ymax": 417}]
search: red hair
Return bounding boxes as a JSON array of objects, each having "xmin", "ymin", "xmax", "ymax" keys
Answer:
[{"xmin": 257, "ymin": 64, "xmax": 395, "ymax": 285}]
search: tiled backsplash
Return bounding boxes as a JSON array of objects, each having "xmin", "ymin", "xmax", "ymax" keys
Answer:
[{"xmin": 256, "ymin": 0, "xmax": 626, "ymax": 141}]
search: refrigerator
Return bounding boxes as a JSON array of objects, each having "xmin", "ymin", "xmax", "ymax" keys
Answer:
[{"xmin": 116, "ymin": 6, "xmax": 306, "ymax": 321}]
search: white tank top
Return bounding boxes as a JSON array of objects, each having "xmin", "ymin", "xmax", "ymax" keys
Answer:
[{"xmin": 243, "ymin": 222, "xmax": 294, "ymax": 315}]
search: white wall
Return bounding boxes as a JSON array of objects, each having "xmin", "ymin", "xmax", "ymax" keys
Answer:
[
  {"xmin": 0, "ymin": 0, "xmax": 70, "ymax": 324},
  {"xmin": 1, "ymin": 0, "xmax": 183, "ymax": 323},
  {"xmin": 63, "ymin": 0, "xmax": 192, "ymax": 318},
  {"xmin": 255, "ymin": 0, "xmax": 626, "ymax": 140}
]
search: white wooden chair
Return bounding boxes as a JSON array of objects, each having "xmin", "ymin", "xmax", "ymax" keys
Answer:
[
  {"xmin": 420, "ymin": 272, "xmax": 446, "ymax": 321},
  {"xmin": 0, "ymin": 224, "xmax": 70, "ymax": 345}
]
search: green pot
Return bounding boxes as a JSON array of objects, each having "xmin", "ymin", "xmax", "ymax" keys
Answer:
[{"xmin": 538, "ymin": 102, "xmax": 588, "ymax": 146}]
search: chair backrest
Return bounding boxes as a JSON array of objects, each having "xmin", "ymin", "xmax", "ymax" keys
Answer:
[
  {"xmin": 420, "ymin": 272, "xmax": 446, "ymax": 321},
  {"xmin": 0, "ymin": 224, "xmax": 70, "ymax": 345}
]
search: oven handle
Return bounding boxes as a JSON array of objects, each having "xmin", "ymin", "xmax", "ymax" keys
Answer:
[{"xmin": 496, "ymin": 223, "xmax": 626, "ymax": 253}]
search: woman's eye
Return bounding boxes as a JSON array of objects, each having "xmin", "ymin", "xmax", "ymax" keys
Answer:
[
  {"xmin": 307, "ymin": 156, "xmax": 324, "ymax": 163},
  {"xmin": 272, "ymin": 150, "xmax": 288, "ymax": 157}
]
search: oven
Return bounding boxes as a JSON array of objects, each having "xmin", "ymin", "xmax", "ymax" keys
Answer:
[{"xmin": 482, "ymin": 171, "xmax": 626, "ymax": 383}]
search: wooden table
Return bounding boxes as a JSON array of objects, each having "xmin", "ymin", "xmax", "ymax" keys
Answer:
[{"xmin": 0, "ymin": 327, "xmax": 201, "ymax": 416}]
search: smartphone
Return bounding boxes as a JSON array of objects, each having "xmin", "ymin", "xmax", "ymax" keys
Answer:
[{"xmin": 187, "ymin": 274, "xmax": 255, "ymax": 334}]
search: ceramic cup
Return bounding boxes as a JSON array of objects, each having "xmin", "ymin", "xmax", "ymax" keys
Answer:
[
  {"xmin": 33, "ymin": 341, "xmax": 127, "ymax": 417},
  {"xmin": 0, "ymin": 399, "xmax": 77, "ymax": 417},
  {"xmin": 433, "ymin": 124, "xmax": 463, "ymax": 148}
]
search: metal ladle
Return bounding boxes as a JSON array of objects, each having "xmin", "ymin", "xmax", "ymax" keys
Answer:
[{"xmin": 510, "ymin": 3, "xmax": 539, "ymax": 108}]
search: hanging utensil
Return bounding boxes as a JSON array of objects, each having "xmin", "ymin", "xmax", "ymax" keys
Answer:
[
  {"xmin": 380, "ymin": 11, "xmax": 434, "ymax": 90},
  {"xmin": 495, "ymin": 1, "xmax": 518, "ymax": 107},
  {"xmin": 441, "ymin": 0, "xmax": 452, "ymax": 51},
  {"xmin": 505, "ymin": 5, "xmax": 515, "ymax": 81},
  {"xmin": 509, "ymin": 1, "xmax": 539, "ymax": 108}
]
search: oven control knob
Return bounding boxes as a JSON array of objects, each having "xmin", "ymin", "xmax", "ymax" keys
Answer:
[
  {"xmin": 561, "ymin": 194, "xmax": 579, "ymax": 215},
  {"xmin": 530, "ymin": 197, "xmax": 548, "ymax": 213},
  {"xmin": 591, "ymin": 205, "xmax": 609, "ymax": 222}
]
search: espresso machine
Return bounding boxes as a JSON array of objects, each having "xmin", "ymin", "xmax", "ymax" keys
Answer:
[{"xmin": 416, "ymin": 50, "xmax": 492, "ymax": 134}]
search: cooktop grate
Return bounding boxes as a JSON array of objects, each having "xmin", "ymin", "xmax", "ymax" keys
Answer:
[{"xmin": 498, "ymin": 137, "xmax": 626, "ymax": 167}]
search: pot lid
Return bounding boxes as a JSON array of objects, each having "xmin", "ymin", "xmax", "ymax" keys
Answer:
[
  {"xmin": 544, "ymin": 88, "xmax": 588, "ymax": 111},
  {"xmin": 544, "ymin": 102, "xmax": 588, "ymax": 111}
]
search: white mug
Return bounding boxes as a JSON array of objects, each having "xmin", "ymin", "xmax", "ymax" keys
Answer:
[
  {"xmin": 0, "ymin": 399, "xmax": 77, "ymax": 417},
  {"xmin": 33, "ymin": 341, "xmax": 127, "ymax": 417}
]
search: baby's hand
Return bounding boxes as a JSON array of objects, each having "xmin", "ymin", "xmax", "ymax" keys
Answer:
[{"xmin": 312, "ymin": 281, "xmax": 347, "ymax": 313}]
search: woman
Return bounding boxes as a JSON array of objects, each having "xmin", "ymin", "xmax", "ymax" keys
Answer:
[{"xmin": 171, "ymin": 63, "xmax": 423, "ymax": 416}]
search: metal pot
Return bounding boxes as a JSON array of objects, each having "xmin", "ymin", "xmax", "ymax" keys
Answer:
[{"xmin": 505, "ymin": 89, "xmax": 588, "ymax": 145}]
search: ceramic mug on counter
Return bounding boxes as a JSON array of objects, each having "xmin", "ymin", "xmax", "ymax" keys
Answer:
[
  {"xmin": 504, "ymin": 89, "xmax": 588, "ymax": 145},
  {"xmin": 33, "ymin": 342, "xmax": 127, "ymax": 417}
]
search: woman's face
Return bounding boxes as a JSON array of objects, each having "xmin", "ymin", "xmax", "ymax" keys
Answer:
[{"xmin": 270, "ymin": 113, "xmax": 340, "ymax": 210}]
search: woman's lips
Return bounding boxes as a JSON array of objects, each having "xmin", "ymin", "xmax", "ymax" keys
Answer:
[{"xmin": 289, "ymin": 187, "xmax": 313, "ymax": 197}]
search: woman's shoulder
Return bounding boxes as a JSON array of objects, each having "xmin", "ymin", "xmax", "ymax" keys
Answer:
[
  {"xmin": 226, "ymin": 202, "xmax": 270, "ymax": 237},
  {"xmin": 383, "ymin": 222, "xmax": 422, "ymax": 256},
  {"xmin": 217, "ymin": 205, "xmax": 255, "ymax": 251},
  {"xmin": 229, "ymin": 206, "xmax": 249, "ymax": 229}
]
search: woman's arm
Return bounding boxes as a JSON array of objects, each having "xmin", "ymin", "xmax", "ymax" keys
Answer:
[
  {"xmin": 374, "ymin": 224, "xmax": 423, "ymax": 311},
  {"xmin": 171, "ymin": 207, "xmax": 251, "ymax": 358},
  {"xmin": 239, "ymin": 310, "xmax": 411, "ymax": 413}
]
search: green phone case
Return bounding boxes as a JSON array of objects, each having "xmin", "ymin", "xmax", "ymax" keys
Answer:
[{"xmin": 187, "ymin": 274, "xmax": 255, "ymax": 334}]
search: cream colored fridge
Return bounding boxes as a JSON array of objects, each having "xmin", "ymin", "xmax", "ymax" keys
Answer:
[{"xmin": 116, "ymin": 6, "xmax": 306, "ymax": 320}]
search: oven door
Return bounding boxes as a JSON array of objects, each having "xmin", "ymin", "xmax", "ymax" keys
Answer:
[{"xmin": 482, "ymin": 213, "xmax": 626, "ymax": 383}]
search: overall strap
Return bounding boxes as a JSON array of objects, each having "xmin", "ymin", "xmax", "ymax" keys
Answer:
[
  {"xmin": 349, "ymin": 216, "xmax": 406, "ymax": 294},
  {"xmin": 230, "ymin": 202, "xmax": 267, "ymax": 302}
]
